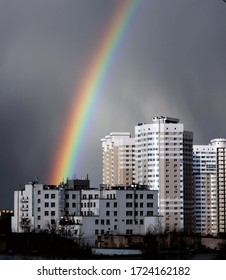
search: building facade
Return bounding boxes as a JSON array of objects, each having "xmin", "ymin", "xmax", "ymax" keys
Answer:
[
  {"xmin": 215, "ymin": 139, "xmax": 226, "ymax": 234},
  {"xmin": 193, "ymin": 143, "xmax": 217, "ymax": 235},
  {"xmin": 134, "ymin": 116, "xmax": 194, "ymax": 233},
  {"xmin": 12, "ymin": 182, "xmax": 65, "ymax": 233},
  {"xmin": 193, "ymin": 138, "xmax": 226, "ymax": 235},
  {"xmin": 12, "ymin": 180, "xmax": 159, "ymax": 246},
  {"xmin": 101, "ymin": 132, "xmax": 135, "ymax": 187},
  {"xmin": 102, "ymin": 117, "xmax": 194, "ymax": 233}
]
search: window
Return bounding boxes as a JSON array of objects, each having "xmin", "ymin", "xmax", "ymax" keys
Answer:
[
  {"xmin": 140, "ymin": 203, "xmax": 143, "ymax": 208},
  {"xmin": 147, "ymin": 194, "xmax": 153, "ymax": 199},
  {"xmin": 45, "ymin": 202, "xmax": 49, "ymax": 207},
  {"xmin": 126, "ymin": 202, "xmax": 133, "ymax": 208},
  {"xmin": 106, "ymin": 202, "xmax": 110, "ymax": 207},
  {"xmin": 147, "ymin": 203, "xmax": 153, "ymax": 208},
  {"xmin": 37, "ymin": 216, "xmax": 41, "ymax": 220},
  {"xmin": 114, "ymin": 211, "xmax": 117, "ymax": 216},
  {"xmin": 72, "ymin": 203, "xmax": 76, "ymax": 208},
  {"xmin": 95, "ymin": 229, "xmax": 99, "ymax": 235},
  {"xmin": 106, "ymin": 211, "xmax": 110, "ymax": 216},
  {"xmin": 51, "ymin": 202, "xmax": 55, "ymax": 207},
  {"xmin": 106, "ymin": 220, "xmax": 110, "ymax": 225},
  {"xmin": 126, "ymin": 219, "xmax": 133, "ymax": 224},
  {"xmin": 95, "ymin": 219, "xmax": 99, "ymax": 225},
  {"xmin": 65, "ymin": 194, "xmax": 69, "ymax": 199},
  {"xmin": 126, "ymin": 211, "xmax": 133, "ymax": 216},
  {"xmin": 126, "ymin": 194, "xmax": 133, "ymax": 199},
  {"xmin": 51, "ymin": 194, "xmax": 55, "ymax": 199},
  {"xmin": 126, "ymin": 229, "xmax": 133, "ymax": 234},
  {"xmin": 44, "ymin": 211, "xmax": 49, "ymax": 216},
  {"xmin": 44, "ymin": 194, "xmax": 49, "ymax": 199},
  {"xmin": 140, "ymin": 219, "xmax": 144, "ymax": 225},
  {"xmin": 147, "ymin": 211, "xmax": 153, "ymax": 216},
  {"xmin": 37, "ymin": 190, "xmax": 41, "ymax": 195},
  {"xmin": 101, "ymin": 220, "xmax": 104, "ymax": 225},
  {"xmin": 37, "ymin": 199, "xmax": 41, "ymax": 203},
  {"xmin": 114, "ymin": 202, "xmax": 117, "ymax": 207},
  {"xmin": 72, "ymin": 194, "xmax": 76, "ymax": 199},
  {"xmin": 37, "ymin": 207, "xmax": 41, "ymax": 212},
  {"xmin": 51, "ymin": 211, "xmax": 55, "ymax": 216}
]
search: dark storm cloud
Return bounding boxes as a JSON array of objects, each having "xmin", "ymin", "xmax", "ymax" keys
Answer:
[
  {"xmin": 103, "ymin": 0, "xmax": 226, "ymax": 142},
  {"xmin": 0, "ymin": 0, "xmax": 116, "ymax": 207},
  {"xmin": 0, "ymin": 0, "xmax": 226, "ymax": 208}
]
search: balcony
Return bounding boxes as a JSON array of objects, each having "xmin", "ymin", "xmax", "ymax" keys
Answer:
[
  {"xmin": 20, "ymin": 198, "xmax": 29, "ymax": 203},
  {"xmin": 20, "ymin": 207, "xmax": 28, "ymax": 211}
]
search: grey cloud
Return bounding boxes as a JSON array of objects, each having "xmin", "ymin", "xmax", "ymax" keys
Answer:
[{"xmin": 1, "ymin": 0, "xmax": 226, "ymax": 208}]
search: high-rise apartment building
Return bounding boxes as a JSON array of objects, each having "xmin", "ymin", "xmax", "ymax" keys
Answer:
[
  {"xmin": 101, "ymin": 132, "xmax": 135, "ymax": 187},
  {"xmin": 134, "ymin": 116, "xmax": 194, "ymax": 232},
  {"xmin": 193, "ymin": 138, "xmax": 226, "ymax": 235},
  {"xmin": 193, "ymin": 142, "xmax": 217, "ymax": 235},
  {"xmin": 216, "ymin": 139, "xmax": 226, "ymax": 233}
]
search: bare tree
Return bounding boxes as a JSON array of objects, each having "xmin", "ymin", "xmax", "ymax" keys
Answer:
[
  {"xmin": 20, "ymin": 218, "xmax": 31, "ymax": 233},
  {"xmin": 58, "ymin": 215, "xmax": 84, "ymax": 244},
  {"xmin": 146, "ymin": 216, "xmax": 164, "ymax": 235}
]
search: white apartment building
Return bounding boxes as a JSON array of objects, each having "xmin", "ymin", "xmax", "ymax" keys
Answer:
[
  {"xmin": 216, "ymin": 139, "xmax": 226, "ymax": 233},
  {"xmin": 101, "ymin": 132, "xmax": 135, "ymax": 187},
  {"xmin": 193, "ymin": 143, "xmax": 217, "ymax": 235},
  {"xmin": 12, "ymin": 180, "xmax": 159, "ymax": 246},
  {"xmin": 12, "ymin": 183, "xmax": 35, "ymax": 232},
  {"xmin": 12, "ymin": 182, "xmax": 65, "ymax": 232},
  {"xmin": 134, "ymin": 116, "xmax": 194, "ymax": 233},
  {"xmin": 72, "ymin": 186, "xmax": 159, "ymax": 246},
  {"xmin": 102, "ymin": 117, "xmax": 194, "ymax": 233},
  {"xmin": 193, "ymin": 138, "xmax": 226, "ymax": 235}
]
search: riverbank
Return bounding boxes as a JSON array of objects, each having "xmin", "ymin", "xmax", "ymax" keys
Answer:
[{"xmin": 0, "ymin": 232, "xmax": 226, "ymax": 260}]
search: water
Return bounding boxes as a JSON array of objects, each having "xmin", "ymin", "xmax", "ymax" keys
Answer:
[
  {"xmin": 0, "ymin": 253, "xmax": 44, "ymax": 260},
  {"xmin": 0, "ymin": 253, "xmax": 219, "ymax": 260}
]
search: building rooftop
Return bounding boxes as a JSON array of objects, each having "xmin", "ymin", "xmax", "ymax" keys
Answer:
[{"xmin": 152, "ymin": 116, "xmax": 179, "ymax": 124}]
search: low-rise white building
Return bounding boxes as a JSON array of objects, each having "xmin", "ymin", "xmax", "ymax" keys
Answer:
[
  {"xmin": 12, "ymin": 182, "xmax": 35, "ymax": 232},
  {"xmin": 12, "ymin": 180, "xmax": 159, "ymax": 246}
]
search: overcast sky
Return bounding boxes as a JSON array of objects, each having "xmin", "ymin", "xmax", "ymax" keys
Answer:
[{"xmin": 0, "ymin": 0, "xmax": 226, "ymax": 208}]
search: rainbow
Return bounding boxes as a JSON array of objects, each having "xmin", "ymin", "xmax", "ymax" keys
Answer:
[{"xmin": 49, "ymin": 0, "xmax": 139, "ymax": 184}]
